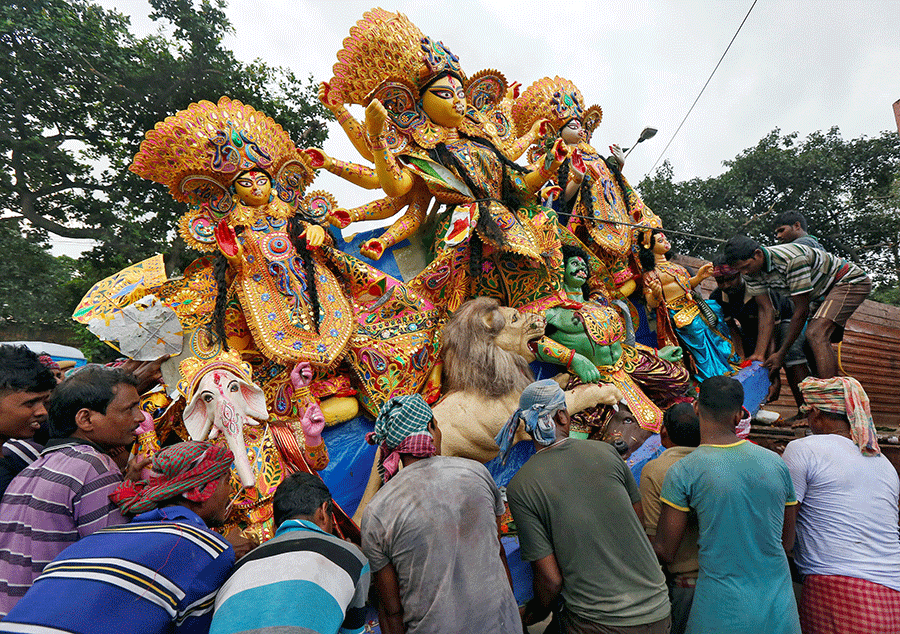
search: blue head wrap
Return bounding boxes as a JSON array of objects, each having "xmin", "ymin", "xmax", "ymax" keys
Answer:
[{"xmin": 494, "ymin": 379, "xmax": 567, "ymax": 465}]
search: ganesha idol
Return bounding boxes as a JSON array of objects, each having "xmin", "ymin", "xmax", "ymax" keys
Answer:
[{"xmin": 146, "ymin": 350, "xmax": 355, "ymax": 542}]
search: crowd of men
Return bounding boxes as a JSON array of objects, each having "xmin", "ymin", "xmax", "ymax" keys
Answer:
[{"xmin": 0, "ymin": 211, "xmax": 897, "ymax": 634}]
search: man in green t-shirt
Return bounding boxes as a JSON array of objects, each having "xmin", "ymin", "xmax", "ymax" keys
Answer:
[
  {"xmin": 653, "ymin": 376, "xmax": 801, "ymax": 634},
  {"xmin": 502, "ymin": 380, "xmax": 670, "ymax": 633}
]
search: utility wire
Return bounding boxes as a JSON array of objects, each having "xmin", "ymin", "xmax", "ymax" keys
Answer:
[
  {"xmin": 563, "ymin": 212, "xmax": 725, "ymax": 243},
  {"xmin": 647, "ymin": 0, "xmax": 759, "ymax": 176}
]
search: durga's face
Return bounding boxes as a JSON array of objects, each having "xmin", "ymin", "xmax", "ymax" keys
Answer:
[
  {"xmin": 422, "ymin": 74, "xmax": 466, "ymax": 129},
  {"xmin": 233, "ymin": 170, "xmax": 271, "ymax": 206}
]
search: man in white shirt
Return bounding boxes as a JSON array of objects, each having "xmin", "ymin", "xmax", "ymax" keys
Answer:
[{"xmin": 782, "ymin": 376, "xmax": 900, "ymax": 634}]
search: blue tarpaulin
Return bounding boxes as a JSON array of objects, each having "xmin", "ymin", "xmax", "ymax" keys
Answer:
[{"xmin": 319, "ymin": 416, "xmax": 377, "ymax": 517}]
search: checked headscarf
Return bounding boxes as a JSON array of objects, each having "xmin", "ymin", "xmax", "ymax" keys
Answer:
[
  {"xmin": 800, "ymin": 376, "xmax": 880, "ymax": 455},
  {"xmin": 495, "ymin": 379, "xmax": 567, "ymax": 465},
  {"xmin": 111, "ymin": 441, "xmax": 234, "ymax": 515},
  {"xmin": 366, "ymin": 394, "xmax": 435, "ymax": 482}
]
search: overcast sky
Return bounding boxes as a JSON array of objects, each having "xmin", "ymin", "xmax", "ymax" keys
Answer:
[{"xmin": 59, "ymin": 0, "xmax": 899, "ymax": 255}]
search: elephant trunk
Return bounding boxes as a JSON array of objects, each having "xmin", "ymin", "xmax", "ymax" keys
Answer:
[{"xmin": 216, "ymin": 398, "xmax": 256, "ymax": 489}]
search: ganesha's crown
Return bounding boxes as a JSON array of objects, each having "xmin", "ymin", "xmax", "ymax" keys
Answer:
[
  {"xmin": 130, "ymin": 96, "xmax": 314, "ymax": 204},
  {"xmin": 512, "ymin": 76, "xmax": 602, "ymax": 142},
  {"xmin": 177, "ymin": 349, "xmax": 254, "ymax": 401},
  {"xmin": 330, "ymin": 8, "xmax": 464, "ymax": 105}
]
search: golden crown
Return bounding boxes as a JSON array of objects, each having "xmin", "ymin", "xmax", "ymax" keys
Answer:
[
  {"xmin": 511, "ymin": 76, "xmax": 602, "ymax": 141},
  {"xmin": 177, "ymin": 349, "xmax": 254, "ymax": 401},
  {"xmin": 329, "ymin": 8, "xmax": 465, "ymax": 106},
  {"xmin": 130, "ymin": 96, "xmax": 314, "ymax": 204}
]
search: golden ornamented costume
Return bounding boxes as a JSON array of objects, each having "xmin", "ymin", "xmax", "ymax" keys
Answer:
[
  {"xmin": 130, "ymin": 96, "xmax": 442, "ymax": 416},
  {"xmin": 512, "ymin": 77, "xmax": 661, "ymax": 295},
  {"xmin": 326, "ymin": 9, "xmax": 566, "ymax": 311}
]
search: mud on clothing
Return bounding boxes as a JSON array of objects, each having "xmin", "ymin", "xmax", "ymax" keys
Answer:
[{"xmin": 361, "ymin": 456, "xmax": 521, "ymax": 634}]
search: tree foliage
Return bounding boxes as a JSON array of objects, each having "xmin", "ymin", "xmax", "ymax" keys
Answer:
[
  {"xmin": 0, "ymin": 0, "xmax": 329, "ymax": 342},
  {"xmin": 638, "ymin": 128, "xmax": 900, "ymax": 303}
]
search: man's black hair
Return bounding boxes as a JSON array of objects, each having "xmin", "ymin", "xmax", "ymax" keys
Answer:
[
  {"xmin": 723, "ymin": 235, "xmax": 761, "ymax": 265},
  {"xmin": 773, "ymin": 210, "xmax": 807, "ymax": 231},
  {"xmin": 663, "ymin": 402, "xmax": 701, "ymax": 447},
  {"xmin": 697, "ymin": 375, "xmax": 744, "ymax": 425},
  {"xmin": 0, "ymin": 345, "xmax": 57, "ymax": 394},
  {"xmin": 273, "ymin": 472, "xmax": 333, "ymax": 528},
  {"xmin": 48, "ymin": 366, "xmax": 138, "ymax": 438}
]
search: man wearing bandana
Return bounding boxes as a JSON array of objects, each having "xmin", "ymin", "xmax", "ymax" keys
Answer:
[
  {"xmin": 503, "ymin": 380, "xmax": 670, "ymax": 634},
  {"xmin": 360, "ymin": 395, "xmax": 520, "ymax": 634},
  {"xmin": 2, "ymin": 441, "xmax": 236, "ymax": 634},
  {"xmin": 783, "ymin": 376, "xmax": 900, "ymax": 633}
]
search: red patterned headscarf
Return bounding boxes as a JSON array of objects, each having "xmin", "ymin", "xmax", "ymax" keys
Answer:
[
  {"xmin": 37, "ymin": 354, "xmax": 60, "ymax": 371},
  {"xmin": 111, "ymin": 441, "xmax": 234, "ymax": 515},
  {"xmin": 800, "ymin": 376, "xmax": 880, "ymax": 456}
]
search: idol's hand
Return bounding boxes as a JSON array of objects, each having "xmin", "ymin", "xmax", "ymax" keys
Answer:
[
  {"xmin": 329, "ymin": 208, "xmax": 353, "ymax": 229},
  {"xmin": 303, "ymin": 148, "xmax": 333, "ymax": 171},
  {"xmin": 318, "ymin": 81, "xmax": 340, "ymax": 109},
  {"xmin": 549, "ymin": 138, "xmax": 571, "ymax": 170},
  {"xmin": 365, "ymin": 99, "xmax": 388, "ymax": 138},
  {"xmin": 570, "ymin": 149, "xmax": 586, "ymax": 183},
  {"xmin": 302, "ymin": 224, "xmax": 326, "ymax": 249},
  {"xmin": 300, "ymin": 402, "xmax": 326, "ymax": 445},
  {"xmin": 360, "ymin": 237, "xmax": 386, "ymax": 261},
  {"xmin": 214, "ymin": 219, "xmax": 241, "ymax": 261},
  {"xmin": 609, "ymin": 144, "xmax": 625, "ymax": 168},
  {"xmin": 290, "ymin": 361, "xmax": 314, "ymax": 390},
  {"xmin": 570, "ymin": 353, "xmax": 602, "ymax": 384},
  {"xmin": 529, "ymin": 118, "xmax": 550, "ymax": 138}
]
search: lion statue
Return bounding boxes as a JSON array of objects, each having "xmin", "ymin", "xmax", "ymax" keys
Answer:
[{"xmin": 433, "ymin": 297, "xmax": 623, "ymax": 462}]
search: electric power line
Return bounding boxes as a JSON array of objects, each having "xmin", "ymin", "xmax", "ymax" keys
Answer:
[{"xmin": 647, "ymin": 0, "xmax": 759, "ymax": 176}]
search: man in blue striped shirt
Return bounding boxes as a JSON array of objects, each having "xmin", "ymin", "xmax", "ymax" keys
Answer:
[
  {"xmin": 1, "ymin": 441, "xmax": 236, "ymax": 634},
  {"xmin": 724, "ymin": 235, "xmax": 871, "ymax": 379},
  {"xmin": 211, "ymin": 472, "xmax": 370, "ymax": 634}
]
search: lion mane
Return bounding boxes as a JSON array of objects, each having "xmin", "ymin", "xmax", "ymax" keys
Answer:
[{"xmin": 441, "ymin": 297, "xmax": 534, "ymax": 399}]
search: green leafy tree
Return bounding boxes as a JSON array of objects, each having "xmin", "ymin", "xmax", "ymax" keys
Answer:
[
  {"xmin": 638, "ymin": 128, "xmax": 900, "ymax": 302},
  {"xmin": 0, "ymin": 0, "xmax": 329, "ymax": 341},
  {"xmin": 0, "ymin": 220, "xmax": 75, "ymax": 328}
]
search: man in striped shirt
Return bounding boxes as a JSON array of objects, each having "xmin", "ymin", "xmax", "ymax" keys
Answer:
[
  {"xmin": 724, "ymin": 235, "xmax": 871, "ymax": 379},
  {"xmin": 0, "ymin": 345, "xmax": 56, "ymax": 497},
  {"xmin": 211, "ymin": 472, "xmax": 370, "ymax": 634},
  {"xmin": 0, "ymin": 366, "xmax": 145, "ymax": 615},
  {"xmin": 1, "ymin": 441, "xmax": 236, "ymax": 634}
]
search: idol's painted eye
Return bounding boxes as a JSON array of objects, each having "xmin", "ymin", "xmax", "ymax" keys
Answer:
[
  {"xmin": 236, "ymin": 178, "xmax": 252, "ymax": 188},
  {"xmin": 229, "ymin": 381, "xmax": 239, "ymax": 393},
  {"xmin": 429, "ymin": 88, "xmax": 453, "ymax": 100}
]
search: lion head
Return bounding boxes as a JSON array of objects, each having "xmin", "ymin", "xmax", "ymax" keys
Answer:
[{"xmin": 441, "ymin": 297, "xmax": 546, "ymax": 399}]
